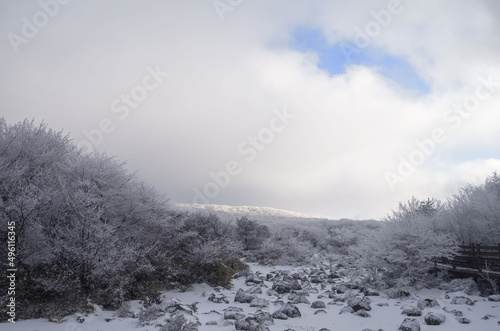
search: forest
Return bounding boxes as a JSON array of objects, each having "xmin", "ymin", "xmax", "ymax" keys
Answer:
[{"xmin": 1, "ymin": 118, "xmax": 499, "ymax": 321}]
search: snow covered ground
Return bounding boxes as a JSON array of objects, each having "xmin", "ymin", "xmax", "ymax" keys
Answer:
[{"xmin": 5, "ymin": 263, "xmax": 500, "ymax": 331}]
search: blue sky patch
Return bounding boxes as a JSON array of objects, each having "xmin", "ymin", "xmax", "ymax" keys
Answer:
[{"xmin": 290, "ymin": 27, "xmax": 431, "ymax": 94}]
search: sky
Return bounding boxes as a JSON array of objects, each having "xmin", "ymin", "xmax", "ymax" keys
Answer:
[{"xmin": 1, "ymin": 0, "xmax": 500, "ymax": 220}]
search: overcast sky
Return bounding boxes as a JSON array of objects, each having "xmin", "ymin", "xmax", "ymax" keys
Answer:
[{"xmin": 1, "ymin": 0, "xmax": 500, "ymax": 219}]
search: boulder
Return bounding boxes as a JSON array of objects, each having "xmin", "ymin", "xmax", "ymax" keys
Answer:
[
  {"xmin": 417, "ymin": 298, "xmax": 439, "ymax": 309},
  {"xmin": 401, "ymin": 307, "xmax": 422, "ymax": 317},
  {"xmin": 235, "ymin": 317, "xmax": 270, "ymax": 331},
  {"xmin": 273, "ymin": 303, "xmax": 301, "ymax": 318},
  {"xmin": 354, "ymin": 309, "xmax": 371, "ymax": 318},
  {"xmin": 223, "ymin": 306, "xmax": 245, "ymax": 320},
  {"xmin": 311, "ymin": 300, "xmax": 326, "ymax": 309},
  {"xmin": 450, "ymin": 296, "xmax": 474, "ymax": 306},
  {"xmin": 246, "ymin": 286, "xmax": 263, "ymax": 295},
  {"xmin": 272, "ymin": 282, "xmax": 292, "ymax": 294},
  {"xmin": 424, "ymin": 312, "xmax": 446, "ymax": 325},
  {"xmin": 399, "ymin": 318, "xmax": 420, "ymax": 331},
  {"xmin": 250, "ymin": 298, "xmax": 269, "ymax": 308},
  {"xmin": 245, "ymin": 273, "xmax": 263, "ymax": 286},
  {"xmin": 291, "ymin": 295, "xmax": 310, "ymax": 305},
  {"xmin": 347, "ymin": 297, "xmax": 372, "ymax": 312},
  {"xmin": 457, "ymin": 317, "xmax": 471, "ymax": 324},
  {"xmin": 235, "ymin": 289, "xmax": 257, "ymax": 304},
  {"xmin": 208, "ymin": 293, "xmax": 229, "ymax": 304},
  {"xmin": 271, "ymin": 311, "xmax": 288, "ymax": 320},
  {"xmin": 488, "ymin": 294, "xmax": 500, "ymax": 302}
]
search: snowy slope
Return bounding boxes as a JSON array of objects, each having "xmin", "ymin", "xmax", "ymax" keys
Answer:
[
  {"xmin": 172, "ymin": 203, "xmax": 328, "ymax": 224},
  {"xmin": 7, "ymin": 263, "xmax": 500, "ymax": 331}
]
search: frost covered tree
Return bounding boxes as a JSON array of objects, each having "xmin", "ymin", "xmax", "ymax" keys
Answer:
[
  {"xmin": 442, "ymin": 173, "xmax": 500, "ymax": 244},
  {"xmin": 0, "ymin": 118, "xmax": 243, "ymax": 319},
  {"xmin": 353, "ymin": 197, "xmax": 457, "ymax": 287},
  {"xmin": 235, "ymin": 216, "xmax": 269, "ymax": 251}
]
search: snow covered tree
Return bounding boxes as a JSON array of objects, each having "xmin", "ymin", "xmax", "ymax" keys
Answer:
[
  {"xmin": 235, "ymin": 216, "xmax": 269, "ymax": 251},
  {"xmin": 353, "ymin": 197, "xmax": 457, "ymax": 288},
  {"xmin": 442, "ymin": 173, "xmax": 500, "ymax": 244}
]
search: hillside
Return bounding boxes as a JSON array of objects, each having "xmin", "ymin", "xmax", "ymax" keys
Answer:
[{"xmin": 172, "ymin": 203, "xmax": 329, "ymax": 224}]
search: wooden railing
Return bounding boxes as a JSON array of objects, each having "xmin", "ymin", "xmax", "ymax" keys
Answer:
[{"xmin": 434, "ymin": 244, "xmax": 500, "ymax": 275}]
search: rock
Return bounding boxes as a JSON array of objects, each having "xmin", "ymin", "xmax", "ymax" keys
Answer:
[
  {"xmin": 272, "ymin": 281, "xmax": 292, "ymax": 294},
  {"xmin": 333, "ymin": 284, "xmax": 349, "ymax": 294},
  {"xmin": 387, "ymin": 288, "xmax": 411, "ymax": 299},
  {"xmin": 224, "ymin": 307, "xmax": 245, "ymax": 320},
  {"xmin": 246, "ymin": 286, "xmax": 263, "ymax": 295},
  {"xmin": 319, "ymin": 328, "xmax": 332, "ymax": 331},
  {"xmin": 339, "ymin": 306, "xmax": 354, "ymax": 314},
  {"xmin": 208, "ymin": 293, "xmax": 229, "ymax": 304},
  {"xmin": 354, "ymin": 309, "xmax": 371, "ymax": 318},
  {"xmin": 235, "ymin": 289, "xmax": 257, "ymax": 303},
  {"xmin": 314, "ymin": 309, "xmax": 327, "ymax": 315},
  {"xmin": 377, "ymin": 302, "xmax": 389, "ymax": 307},
  {"xmin": 251, "ymin": 310, "xmax": 274, "ymax": 326},
  {"xmin": 76, "ymin": 316, "xmax": 85, "ymax": 323},
  {"xmin": 205, "ymin": 321, "xmax": 217, "ymax": 325},
  {"xmin": 362, "ymin": 329, "xmax": 383, "ymax": 331},
  {"xmin": 245, "ymin": 273, "xmax": 263, "ymax": 286},
  {"xmin": 481, "ymin": 314, "xmax": 496, "ymax": 320},
  {"xmin": 273, "ymin": 303, "xmax": 301, "ymax": 318},
  {"xmin": 417, "ymin": 298, "xmax": 439, "ymax": 309},
  {"xmin": 266, "ymin": 289, "xmax": 279, "ymax": 297},
  {"xmin": 401, "ymin": 307, "xmax": 422, "ymax": 317},
  {"xmin": 250, "ymin": 298, "xmax": 269, "ymax": 308},
  {"xmin": 365, "ymin": 289, "xmax": 380, "ymax": 296},
  {"xmin": 271, "ymin": 311, "xmax": 288, "ymax": 320},
  {"xmin": 347, "ymin": 297, "xmax": 372, "ymax": 312},
  {"xmin": 310, "ymin": 276, "xmax": 323, "ymax": 283},
  {"xmin": 291, "ymin": 295, "xmax": 310, "ymax": 305},
  {"xmin": 457, "ymin": 317, "xmax": 470, "ymax": 324},
  {"xmin": 311, "ymin": 300, "xmax": 326, "ymax": 309},
  {"xmin": 235, "ymin": 316, "xmax": 270, "ymax": 331},
  {"xmin": 488, "ymin": 295, "xmax": 500, "ymax": 302},
  {"xmin": 450, "ymin": 296, "xmax": 474, "ymax": 306},
  {"xmin": 424, "ymin": 312, "xmax": 446, "ymax": 325},
  {"xmin": 399, "ymin": 318, "xmax": 420, "ymax": 331}
]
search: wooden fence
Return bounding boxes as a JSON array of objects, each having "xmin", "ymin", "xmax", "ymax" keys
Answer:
[{"xmin": 433, "ymin": 244, "xmax": 500, "ymax": 278}]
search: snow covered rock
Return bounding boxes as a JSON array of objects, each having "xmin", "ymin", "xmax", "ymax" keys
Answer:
[
  {"xmin": 272, "ymin": 281, "xmax": 292, "ymax": 294},
  {"xmin": 417, "ymin": 298, "xmax": 439, "ymax": 309},
  {"xmin": 339, "ymin": 306, "xmax": 354, "ymax": 314},
  {"xmin": 291, "ymin": 295, "xmax": 310, "ymax": 304},
  {"xmin": 223, "ymin": 307, "xmax": 245, "ymax": 320},
  {"xmin": 399, "ymin": 318, "xmax": 420, "ymax": 331},
  {"xmin": 347, "ymin": 297, "xmax": 372, "ymax": 312},
  {"xmin": 246, "ymin": 285, "xmax": 263, "ymax": 294},
  {"xmin": 354, "ymin": 309, "xmax": 371, "ymax": 318},
  {"xmin": 457, "ymin": 317, "xmax": 471, "ymax": 324},
  {"xmin": 273, "ymin": 303, "xmax": 301, "ymax": 318},
  {"xmin": 450, "ymin": 296, "xmax": 474, "ymax": 306},
  {"xmin": 424, "ymin": 312, "xmax": 446, "ymax": 325},
  {"xmin": 208, "ymin": 293, "xmax": 229, "ymax": 304},
  {"xmin": 234, "ymin": 316, "xmax": 270, "ymax": 331},
  {"xmin": 250, "ymin": 298, "xmax": 270, "ymax": 308},
  {"xmin": 235, "ymin": 288, "xmax": 257, "ymax": 303},
  {"xmin": 311, "ymin": 300, "xmax": 326, "ymax": 309},
  {"xmin": 488, "ymin": 294, "xmax": 500, "ymax": 302},
  {"xmin": 401, "ymin": 307, "xmax": 422, "ymax": 317},
  {"xmin": 245, "ymin": 273, "xmax": 263, "ymax": 286}
]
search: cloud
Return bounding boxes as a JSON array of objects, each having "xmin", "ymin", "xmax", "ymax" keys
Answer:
[{"xmin": 1, "ymin": 0, "xmax": 499, "ymax": 219}]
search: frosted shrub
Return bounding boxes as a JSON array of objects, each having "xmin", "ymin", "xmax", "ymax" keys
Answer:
[
  {"xmin": 138, "ymin": 304, "xmax": 164, "ymax": 324},
  {"xmin": 160, "ymin": 314, "xmax": 199, "ymax": 331},
  {"xmin": 115, "ymin": 301, "xmax": 132, "ymax": 318}
]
